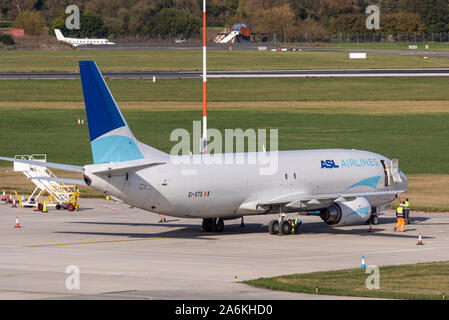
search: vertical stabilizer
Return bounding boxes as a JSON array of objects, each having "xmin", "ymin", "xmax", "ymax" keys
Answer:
[
  {"xmin": 79, "ymin": 61, "xmax": 168, "ymax": 164},
  {"xmin": 54, "ymin": 29, "xmax": 65, "ymax": 41}
]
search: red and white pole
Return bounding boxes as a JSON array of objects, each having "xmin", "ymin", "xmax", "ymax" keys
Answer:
[{"xmin": 202, "ymin": 0, "xmax": 207, "ymax": 153}]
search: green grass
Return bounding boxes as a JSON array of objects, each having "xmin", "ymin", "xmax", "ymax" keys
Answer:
[
  {"xmin": 0, "ymin": 50, "xmax": 448, "ymax": 72},
  {"xmin": 244, "ymin": 261, "xmax": 449, "ymax": 299},
  {"xmin": 0, "ymin": 107, "xmax": 447, "ymax": 175},
  {"xmin": 2, "ymin": 77, "xmax": 449, "ymax": 102}
]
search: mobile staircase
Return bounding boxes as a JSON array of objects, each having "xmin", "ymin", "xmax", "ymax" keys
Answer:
[{"xmin": 14, "ymin": 154, "xmax": 79, "ymax": 211}]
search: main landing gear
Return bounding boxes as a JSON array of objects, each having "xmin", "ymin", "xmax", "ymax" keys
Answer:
[
  {"xmin": 202, "ymin": 218, "xmax": 224, "ymax": 232},
  {"xmin": 268, "ymin": 213, "xmax": 302, "ymax": 235}
]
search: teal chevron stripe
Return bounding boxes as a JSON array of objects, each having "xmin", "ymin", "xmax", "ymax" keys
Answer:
[{"xmin": 345, "ymin": 176, "xmax": 381, "ymax": 191}]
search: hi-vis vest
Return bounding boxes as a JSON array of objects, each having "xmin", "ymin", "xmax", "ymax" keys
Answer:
[
  {"xmin": 404, "ymin": 201, "xmax": 410, "ymax": 208},
  {"xmin": 396, "ymin": 206, "xmax": 404, "ymax": 218}
]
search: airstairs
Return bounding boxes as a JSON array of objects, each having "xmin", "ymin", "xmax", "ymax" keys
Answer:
[
  {"xmin": 13, "ymin": 154, "xmax": 79, "ymax": 210},
  {"xmin": 214, "ymin": 30, "xmax": 239, "ymax": 43}
]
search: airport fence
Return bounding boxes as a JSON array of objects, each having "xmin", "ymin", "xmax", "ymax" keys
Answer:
[
  {"xmin": 273, "ymin": 32, "xmax": 449, "ymax": 44},
  {"xmin": 110, "ymin": 31, "xmax": 449, "ymax": 44}
]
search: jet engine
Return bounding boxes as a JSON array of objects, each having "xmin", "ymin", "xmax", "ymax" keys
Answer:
[{"xmin": 320, "ymin": 197, "xmax": 371, "ymax": 226}]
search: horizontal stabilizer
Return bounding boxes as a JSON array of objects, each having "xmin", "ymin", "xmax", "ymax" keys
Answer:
[
  {"xmin": 86, "ymin": 159, "xmax": 166, "ymax": 176},
  {"xmin": 0, "ymin": 156, "xmax": 83, "ymax": 173}
]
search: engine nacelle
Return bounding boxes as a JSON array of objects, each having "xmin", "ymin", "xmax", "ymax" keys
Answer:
[{"xmin": 320, "ymin": 197, "xmax": 371, "ymax": 226}]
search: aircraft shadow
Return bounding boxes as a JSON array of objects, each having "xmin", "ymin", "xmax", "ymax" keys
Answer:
[
  {"xmin": 377, "ymin": 216, "xmax": 430, "ymax": 224},
  {"xmin": 297, "ymin": 222, "xmax": 432, "ymax": 239},
  {"xmin": 59, "ymin": 219, "xmax": 433, "ymax": 240}
]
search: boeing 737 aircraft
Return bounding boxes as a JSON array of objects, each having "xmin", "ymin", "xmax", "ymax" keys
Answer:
[
  {"xmin": 54, "ymin": 29, "xmax": 115, "ymax": 47},
  {"xmin": 0, "ymin": 61, "xmax": 408, "ymax": 235}
]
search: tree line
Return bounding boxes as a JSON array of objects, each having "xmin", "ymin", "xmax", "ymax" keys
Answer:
[{"xmin": 1, "ymin": 0, "xmax": 449, "ymax": 40}]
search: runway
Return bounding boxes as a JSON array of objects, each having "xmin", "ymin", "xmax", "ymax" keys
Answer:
[
  {"xmin": 0, "ymin": 199, "xmax": 448, "ymax": 300},
  {"xmin": 2, "ymin": 68, "xmax": 449, "ymax": 79}
]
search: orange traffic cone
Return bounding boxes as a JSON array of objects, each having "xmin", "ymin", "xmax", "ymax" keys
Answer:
[
  {"xmin": 77, "ymin": 118, "xmax": 81, "ymax": 125},
  {"xmin": 1, "ymin": 189, "xmax": 6, "ymax": 201},
  {"xmin": 368, "ymin": 222, "xmax": 373, "ymax": 233},
  {"xmin": 34, "ymin": 201, "xmax": 40, "ymax": 211},
  {"xmin": 417, "ymin": 232, "xmax": 423, "ymax": 245},
  {"xmin": 11, "ymin": 197, "xmax": 17, "ymax": 208},
  {"xmin": 14, "ymin": 216, "xmax": 20, "ymax": 228}
]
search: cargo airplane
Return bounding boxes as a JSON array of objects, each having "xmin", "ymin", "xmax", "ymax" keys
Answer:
[
  {"xmin": 54, "ymin": 29, "xmax": 115, "ymax": 47},
  {"xmin": 0, "ymin": 61, "xmax": 408, "ymax": 235}
]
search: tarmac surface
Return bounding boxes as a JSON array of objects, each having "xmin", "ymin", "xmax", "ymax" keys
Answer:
[
  {"xmin": 0, "ymin": 199, "xmax": 448, "ymax": 300},
  {"xmin": 2, "ymin": 69, "xmax": 449, "ymax": 80}
]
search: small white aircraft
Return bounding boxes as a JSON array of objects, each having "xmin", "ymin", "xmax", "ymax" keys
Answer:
[
  {"xmin": 0, "ymin": 61, "xmax": 408, "ymax": 235},
  {"xmin": 54, "ymin": 29, "xmax": 115, "ymax": 47}
]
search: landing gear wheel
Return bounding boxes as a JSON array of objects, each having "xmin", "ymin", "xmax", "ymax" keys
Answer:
[
  {"xmin": 279, "ymin": 220, "xmax": 292, "ymax": 235},
  {"xmin": 370, "ymin": 215, "xmax": 379, "ymax": 225},
  {"xmin": 216, "ymin": 218, "xmax": 224, "ymax": 232},
  {"xmin": 202, "ymin": 218, "xmax": 213, "ymax": 232},
  {"xmin": 268, "ymin": 220, "xmax": 279, "ymax": 235},
  {"xmin": 67, "ymin": 204, "xmax": 75, "ymax": 212},
  {"xmin": 56, "ymin": 204, "xmax": 61, "ymax": 210}
]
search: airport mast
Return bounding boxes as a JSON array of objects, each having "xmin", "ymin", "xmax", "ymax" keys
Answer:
[{"xmin": 202, "ymin": 0, "xmax": 207, "ymax": 154}]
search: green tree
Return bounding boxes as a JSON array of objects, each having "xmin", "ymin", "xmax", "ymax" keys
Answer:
[
  {"xmin": 149, "ymin": 7, "xmax": 200, "ymax": 36},
  {"xmin": 398, "ymin": 0, "xmax": 449, "ymax": 32},
  {"xmin": 13, "ymin": 10, "xmax": 46, "ymax": 35},
  {"xmin": 128, "ymin": 2, "xmax": 155, "ymax": 35},
  {"xmin": 327, "ymin": 14, "xmax": 365, "ymax": 33},
  {"xmin": 0, "ymin": 32, "xmax": 15, "ymax": 45},
  {"xmin": 250, "ymin": 3, "xmax": 298, "ymax": 39},
  {"xmin": 379, "ymin": 0, "xmax": 400, "ymax": 14},
  {"xmin": 50, "ymin": 10, "xmax": 108, "ymax": 38},
  {"xmin": 381, "ymin": 12, "xmax": 426, "ymax": 33}
]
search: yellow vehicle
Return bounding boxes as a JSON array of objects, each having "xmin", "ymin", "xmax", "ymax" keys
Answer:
[{"xmin": 43, "ymin": 185, "xmax": 80, "ymax": 212}]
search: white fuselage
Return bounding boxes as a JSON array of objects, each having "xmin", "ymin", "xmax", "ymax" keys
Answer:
[
  {"xmin": 63, "ymin": 37, "xmax": 114, "ymax": 46},
  {"xmin": 84, "ymin": 149, "xmax": 407, "ymax": 219}
]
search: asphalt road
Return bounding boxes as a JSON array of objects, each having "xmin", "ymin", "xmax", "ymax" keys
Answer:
[
  {"xmin": 2, "ymin": 68, "xmax": 449, "ymax": 79},
  {"xmin": 77, "ymin": 41, "xmax": 449, "ymax": 58},
  {"xmin": 0, "ymin": 199, "xmax": 447, "ymax": 300}
]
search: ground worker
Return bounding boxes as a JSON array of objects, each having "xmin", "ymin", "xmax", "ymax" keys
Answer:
[
  {"xmin": 404, "ymin": 198, "xmax": 411, "ymax": 224},
  {"xmin": 394, "ymin": 201, "xmax": 405, "ymax": 232},
  {"xmin": 291, "ymin": 218, "xmax": 302, "ymax": 234},
  {"xmin": 158, "ymin": 214, "xmax": 166, "ymax": 223}
]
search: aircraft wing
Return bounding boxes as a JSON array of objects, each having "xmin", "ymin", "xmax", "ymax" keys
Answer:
[
  {"xmin": 0, "ymin": 156, "xmax": 83, "ymax": 173},
  {"xmin": 259, "ymin": 190, "xmax": 408, "ymax": 209},
  {"xmin": 237, "ymin": 189, "xmax": 407, "ymax": 214}
]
